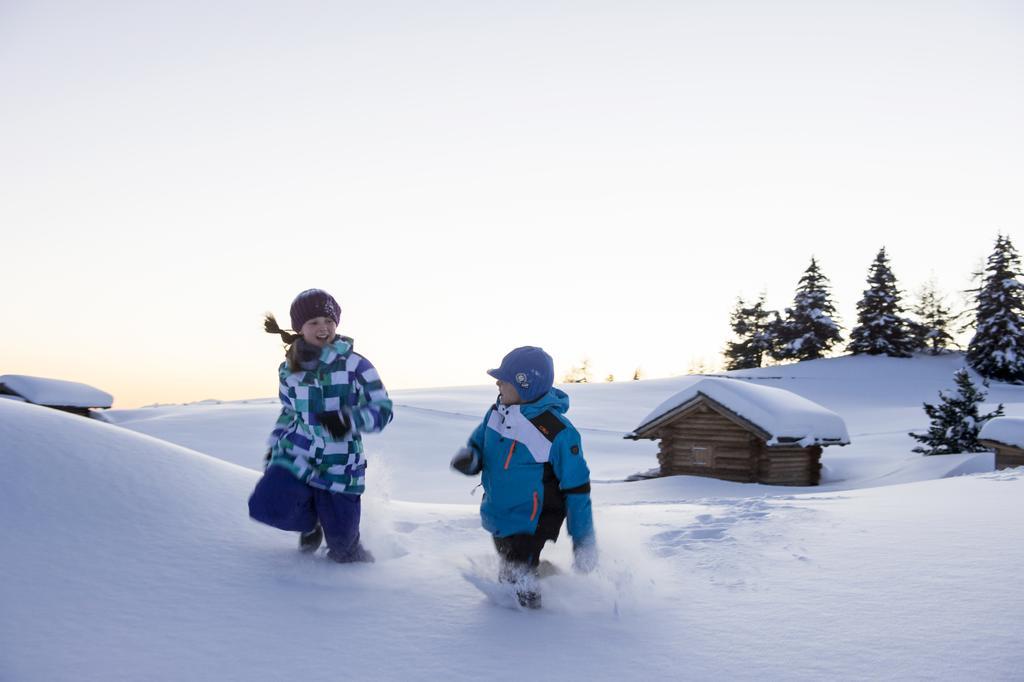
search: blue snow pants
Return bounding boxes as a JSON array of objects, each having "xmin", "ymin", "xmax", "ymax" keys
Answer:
[{"xmin": 248, "ymin": 464, "xmax": 364, "ymax": 562}]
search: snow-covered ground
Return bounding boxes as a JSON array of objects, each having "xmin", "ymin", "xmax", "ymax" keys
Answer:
[{"xmin": 3, "ymin": 353, "xmax": 1024, "ymax": 680}]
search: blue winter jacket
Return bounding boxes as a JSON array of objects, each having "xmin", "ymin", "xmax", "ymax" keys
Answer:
[{"xmin": 467, "ymin": 388, "xmax": 594, "ymax": 542}]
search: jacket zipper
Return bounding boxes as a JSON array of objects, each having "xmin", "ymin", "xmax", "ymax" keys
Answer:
[
  {"xmin": 501, "ymin": 439, "xmax": 537, "ymax": 522},
  {"xmin": 503, "ymin": 441, "xmax": 516, "ymax": 470}
]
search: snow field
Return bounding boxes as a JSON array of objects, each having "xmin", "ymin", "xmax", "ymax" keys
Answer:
[{"xmin": 4, "ymin": 353, "xmax": 1024, "ymax": 680}]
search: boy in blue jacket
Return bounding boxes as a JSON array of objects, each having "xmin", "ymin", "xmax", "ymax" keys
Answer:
[{"xmin": 451, "ymin": 346, "xmax": 597, "ymax": 608}]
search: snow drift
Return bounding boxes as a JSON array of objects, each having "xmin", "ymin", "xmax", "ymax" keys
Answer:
[{"xmin": 0, "ymin": 374, "xmax": 113, "ymax": 408}]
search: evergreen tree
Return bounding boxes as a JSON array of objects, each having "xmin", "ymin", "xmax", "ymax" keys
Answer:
[
  {"xmin": 687, "ymin": 357, "xmax": 711, "ymax": 375},
  {"xmin": 723, "ymin": 293, "xmax": 778, "ymax": 370},
  {"xmin": 966, "ymin": 234, "xmax": 1024, "ymax": 383},
  {"xmin": 562, "ymin": 358, "xmax": 592, "ymax": 384},
  {"xmin": 771, "ymin": 258, "xmax": 843, "ymax": 361},
  {"xmin": 847, "ymin": 247, "xmax": 916, "ymax": 357},
  {"xmin": 908, "ymin": 279, "xmax": 959, "ymax": 355},
  {"xmin": 909, "ymin": 368, "xmax": 1004, "ymax": 455}
]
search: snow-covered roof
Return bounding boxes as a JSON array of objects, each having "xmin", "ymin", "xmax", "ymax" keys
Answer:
[
  {"xmin": 979, "ymin": 417, "xmax": 1024, "ymax": 450},
  {"xmin": 0, "ymin": 375, "xmax": 113, "ymax": 409},
  {"xmin": 627, "ymin": 376, "xmax": 850, "ymax": 447}
]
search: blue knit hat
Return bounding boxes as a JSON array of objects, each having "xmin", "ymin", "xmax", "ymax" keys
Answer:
[
  {"xmin": 290, "ymin": 289, "xmax": 341, "ymax": 330},
  {"xmin": 487, "ymin": 346, "xmax": 554, "ymax": 403}
]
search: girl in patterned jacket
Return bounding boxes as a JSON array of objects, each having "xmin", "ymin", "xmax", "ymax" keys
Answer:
[{"xmin": 248, "ymin": 288, "xmax": 393, "ymax": 563}]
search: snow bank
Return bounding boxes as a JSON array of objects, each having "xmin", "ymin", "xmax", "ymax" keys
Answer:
[
  {"xmin": 979, "ymin": 416, "xmax": 1024, "ymax": 449},
  {"xmin": 0, "ymin": 399, "xmax": 667, "ymax": 681},
  {"xmin": 0, "ymin": 374, "xmax": 113, "ymax": 408},
  {"xmin": 629, "ymin": 376, "xmax": 850, "ymax": 447}
]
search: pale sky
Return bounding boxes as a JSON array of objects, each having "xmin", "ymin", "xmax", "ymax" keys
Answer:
[{"xmin": 2, "ymin": 1, "xmax": 1022, "ymax": 407}]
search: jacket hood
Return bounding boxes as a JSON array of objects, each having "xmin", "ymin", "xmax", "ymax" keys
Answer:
[
  {"xmin": 519, "ymin": 387, "xmax": 570, "ymax": 418},
  {"xmin": 320, "ymin": 336, "xmax": 354, "ymax": 363},
  {"xmin": 282, "ymin": 336, "xmax": 354, "ymax": 379}
]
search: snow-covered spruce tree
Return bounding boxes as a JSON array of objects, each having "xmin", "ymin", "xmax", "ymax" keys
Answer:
[
  {"xmin": 723, "ymin": 293, "xmax": 779, "ymax": 370},
  {"xmin": 847, "ymin": 247, "xmax": 916, "ymax": 357},
  {"xmin": 966, "ymin": 234, "xmax": 1024, "ymax": 383},
  {"xmin": 909, "ymin": 368, "xmax": 1005, "ymax": 455},
  {"xmin": 770, "ymin": 258, "xmax": 843, "ymax": 361},
  {"xmin": 908, "ymin": 279, "xmax": 959, "ymax": 355}
]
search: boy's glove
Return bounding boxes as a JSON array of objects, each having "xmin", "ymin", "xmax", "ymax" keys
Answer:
[
  {"xmin": 317, "ymin": 410, "xmax": 351, "ymax": 439},
  {"xmin": 450, "ymin": 447, "xmax": 481, "ymax": 475},
  {"xmin": 572, "ymin": 537, "xmax": 598, "ymax": 574}
]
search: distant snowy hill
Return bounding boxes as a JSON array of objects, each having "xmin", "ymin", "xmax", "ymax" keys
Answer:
[
  {"xmin": 107, "ymin": 352, "xmax": 1022, "ymax": 500},
  {"xmin": 3, "ymin": 353, "xmax": 1024, "ymax": 680}
]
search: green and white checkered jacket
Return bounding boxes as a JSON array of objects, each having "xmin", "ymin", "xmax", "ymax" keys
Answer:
[{"xmin": 267, "ymin": 336, "xmax": 393, "ymax": 495}]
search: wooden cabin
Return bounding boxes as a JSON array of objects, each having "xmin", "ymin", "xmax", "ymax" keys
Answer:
[
  {"xmin": 626, "ymin": 377, "xmax": 849, "ymax": 486},
  {"xmin": 0, "ymin": 374, "xmax": 113, "ymax": 417},
  {"xmin": 979, "ymin": 417, "xmax": 1024, "ymax": 470}
]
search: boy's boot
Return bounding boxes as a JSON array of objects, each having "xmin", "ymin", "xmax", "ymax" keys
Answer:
[
  {"xmin": 516, "ymin": 588, "xmax": 541, "ymax": 609},
  {"xmin": 514, "ymin": 570, "xmax": 541, "ymax": 609},
  {"xmin": 499, "ymin": 561, "xmax": 541, "ymax": 609}
]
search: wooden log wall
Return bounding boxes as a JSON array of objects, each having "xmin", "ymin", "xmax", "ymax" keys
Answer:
[
  {"xmin": 654, "ymin": 402, "xmax": 822, "ymax": 486},
  {"xmin": 995, "ymin": 444, "xmax": 1024, "ymax": 471},
  {"xmin": 656, "ymin": 405, "xmax": 760, "ymax": 483},
  {"xmin": 757, "ymin": 445, "xmax": 822, "ymax": 486}
]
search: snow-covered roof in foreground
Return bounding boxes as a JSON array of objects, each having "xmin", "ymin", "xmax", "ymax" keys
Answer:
[
  {"xmin": 628, "ymin": 376, "xmax": 850, "ymax": 447},
  {"xmin": 0, "ymin": 374, "xmax": 113, "ymax": 408},
  {"xmin": 979, "ymin": 417, "xmax": 1024, "ymax": 450}
]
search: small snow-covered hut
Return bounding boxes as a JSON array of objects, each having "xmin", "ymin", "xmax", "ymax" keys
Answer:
[
  {"xmin": 0, "ymin": 375, "xmax": 113, "ymax": 417},
  {"xmin": 979, "ymin": 417, "xmax": 1024, "ymax": 470},
  {"xmin": 626, "ymin": 377, "xmax": 849, "ymax": 486}
]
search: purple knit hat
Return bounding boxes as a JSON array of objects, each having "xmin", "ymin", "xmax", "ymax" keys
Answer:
[{"xmin": 289, "ymin": 289, "xmax": 341, "ymax": 330}]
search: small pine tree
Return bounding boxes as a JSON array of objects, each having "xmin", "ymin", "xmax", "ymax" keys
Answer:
[
  {"xmin": 966, "ymin": 234, "xmax": 1024, "ymax": 384},
  {"xmin": 771, "ymin": 258, "xmax": 844, "ymax": 361},
  {"xmin": 605, "ymin": 374, "xmax": 615, "ymax": 383},
  {"xmin": 847, "ymin": 247, "xmax": 916, "ymax": 357},
  {"xmin": 562, "ymin": 358, "xmax": 592, "ymax": 384},
  {"xmin": 909, "ymin": 368, "xmax": 1005, "ymax": 455},
  {"xmin": 908, "ymin": 279, "xmax": 959, "ymax": 355},
  {"xmin": 632, "ymin": 368, "xmax": 643, "ymax": 381},
  {"xmin": 723, "ymin": 293, "xmax": 779, "ymax": 370},
  {"xmin": 687, "ymin": 357, "xmax": 710, "ymax": 375}
]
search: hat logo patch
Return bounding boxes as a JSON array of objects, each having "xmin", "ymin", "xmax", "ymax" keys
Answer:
[{"xmin": 515, "ymin": 372, "xmax": 529, "ymax": 388}]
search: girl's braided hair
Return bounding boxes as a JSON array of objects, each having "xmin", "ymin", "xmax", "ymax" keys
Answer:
[
  {"xmin": 264, "ymin": 313, "xmax": 300, "ymax": 344},
  {"xmin": 265, "ymin": 313, "xmax": 306, "ymax": 371}
]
